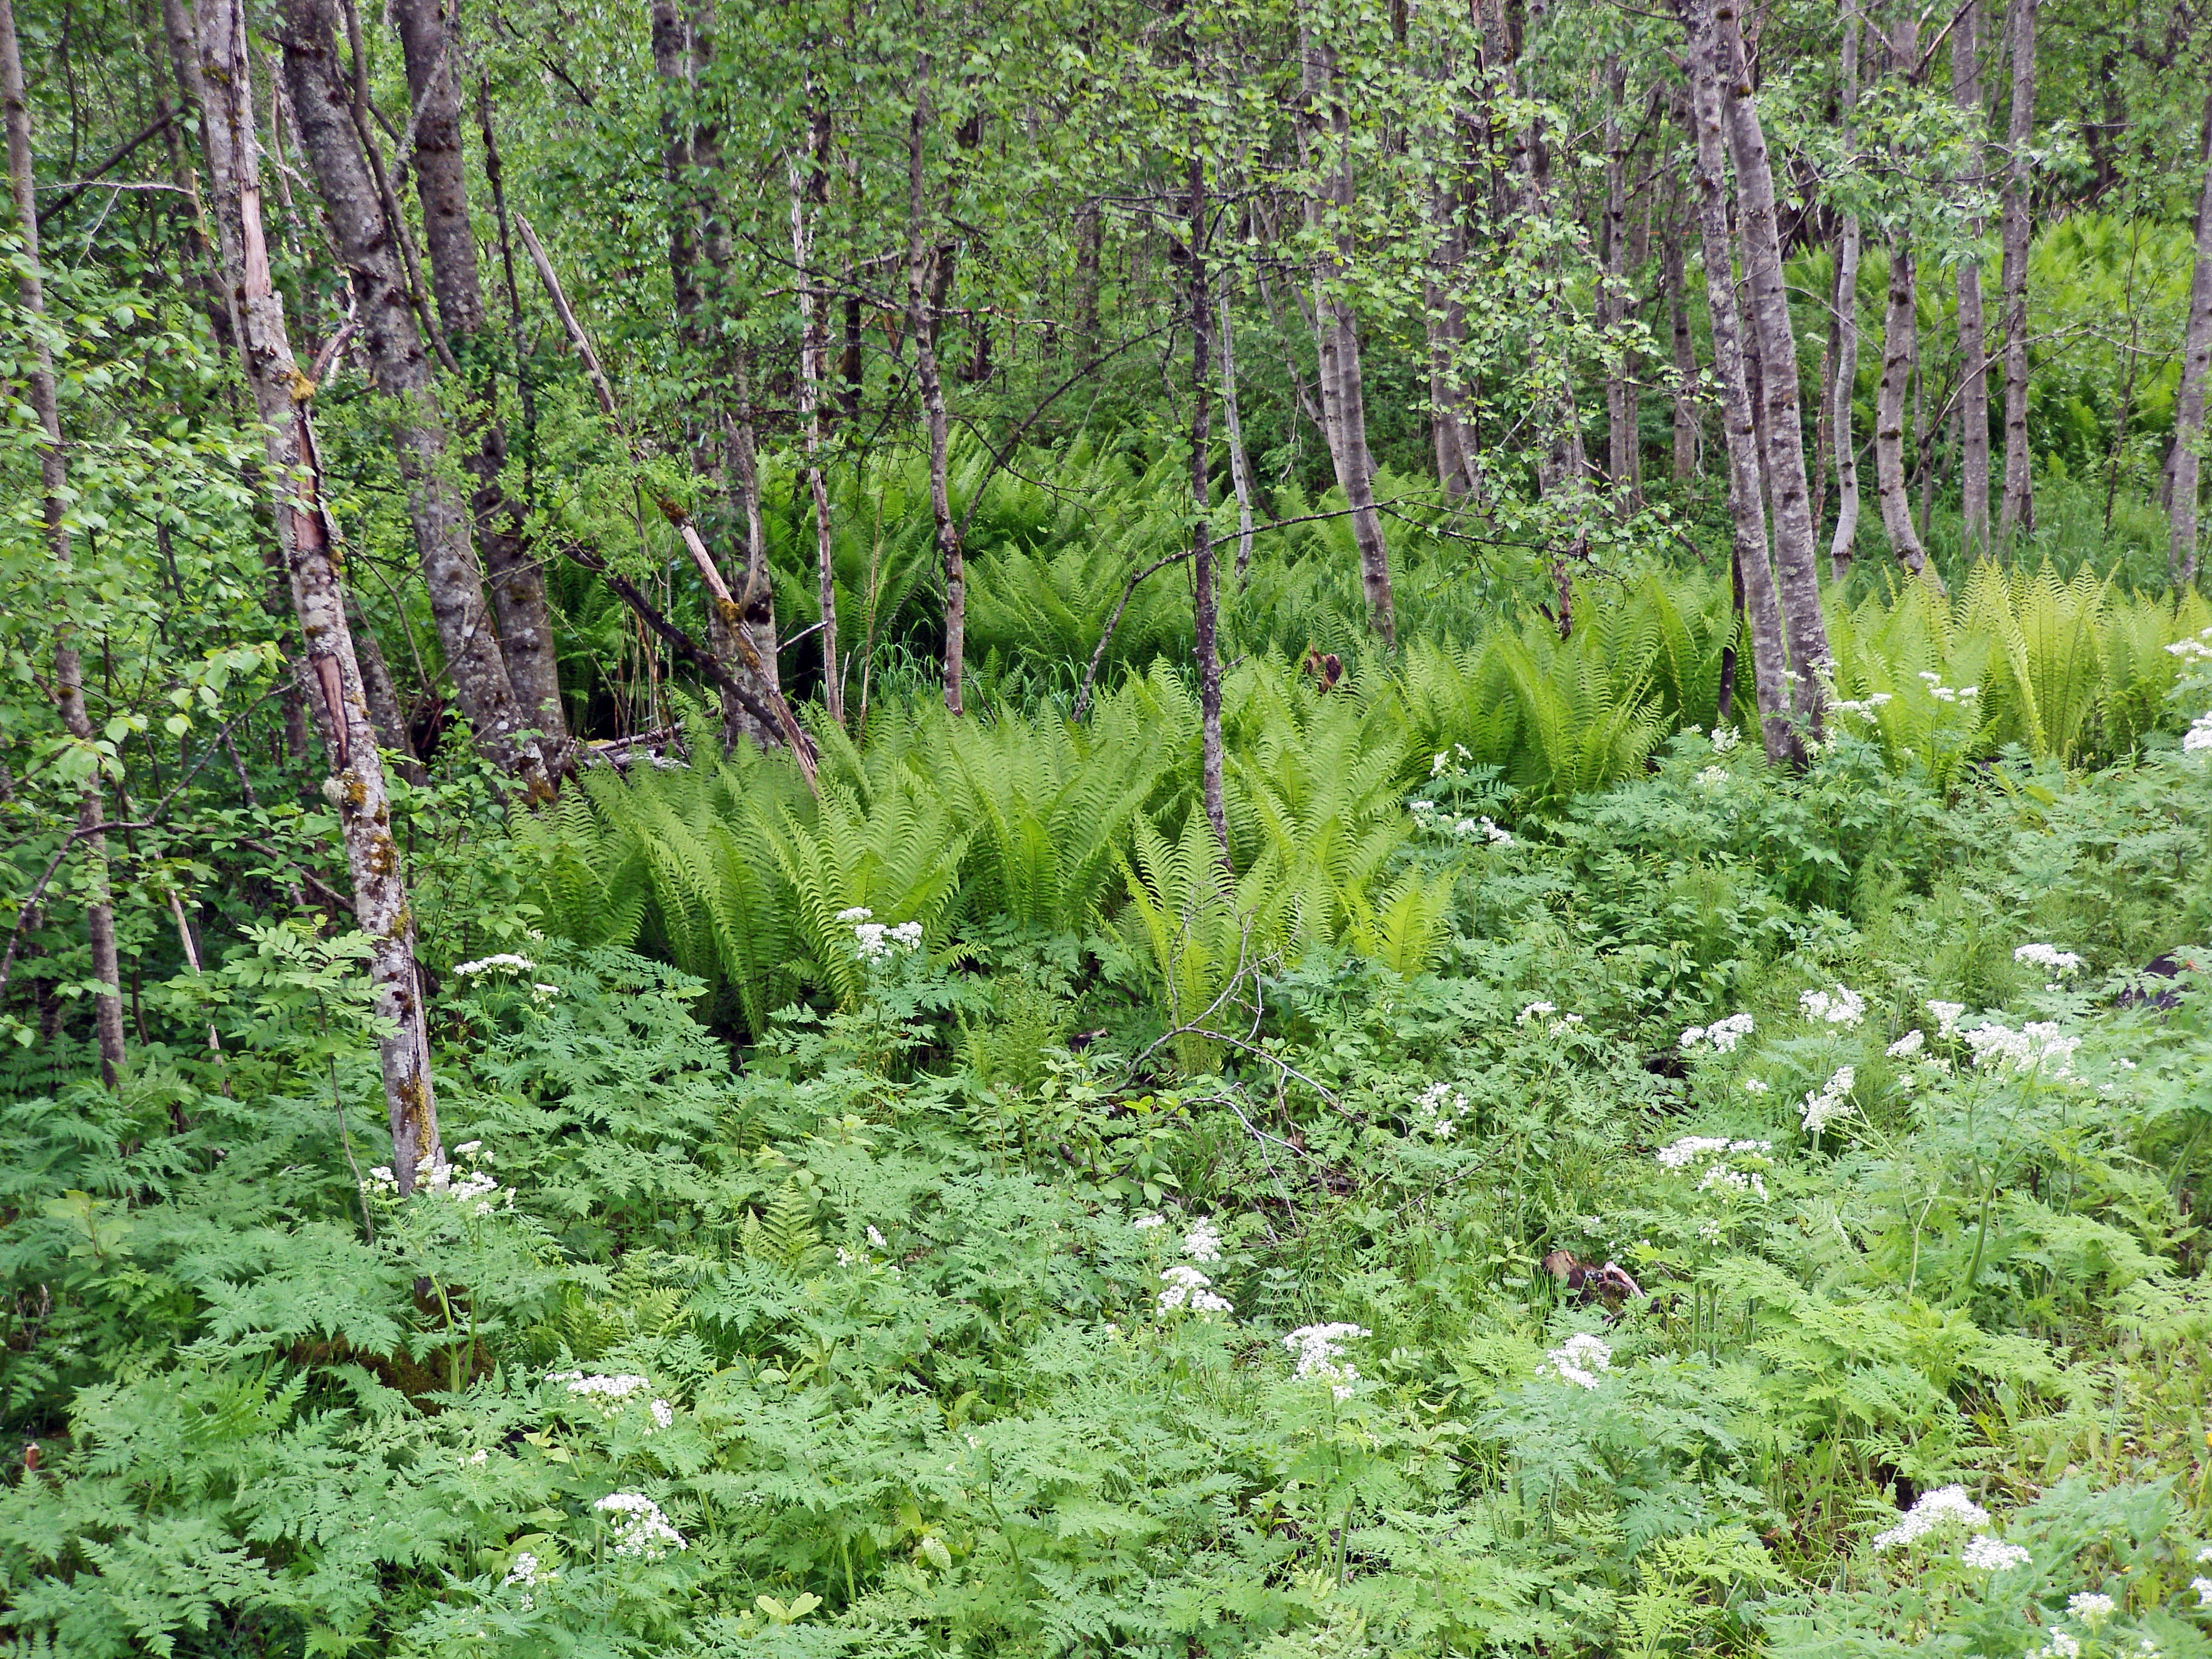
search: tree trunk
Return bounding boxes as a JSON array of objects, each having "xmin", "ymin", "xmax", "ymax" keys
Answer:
[
  {"xmin": 1600, "ymin": 53, "xmax": 1638, "ymax": 508},
  {"xmin": 1951, "ymin": 0, "xmax": 1991, "ymax": 554},
  {"xmin": 1072, "ymin": 197, "xmax": 1101, "ymax": 370},
  {"xmin": 1188, "ymin": 147, "xmax": 1227, "ymax": 858},
  {"xmin": 2167, "ymin": 89, "xmax": 2212, "ymax": 586},
  {"xmin": 1711, "ymin": 0, "xmax": 1829, "ymax": 732},
  {"xmin": 1679, "ymin": 0, "xmax": 1795, "ymax": 764},
  {"xmin": 903, "ymin": 61, "xmax": 965, "ymax": 714},
  {"xmin": 1298, "ymin": 25, "xmax": 1396, "ymax": 646},
  {"xmin": 789, "ymin": 85, "xmax": 842, "ymax": 725},
  {"xmin": 1660, "ymin": 169, "xmax": 1698, "ymax": 483},
  {"xmin": 1829, "ymin": 218, "xmax": 1863, "ymax": 580},
  {"xmin": 649, "ymin": 0, "xmax": 702, "ymax": 343},
  {"xmin": 278, "ymin": 0, "xmax": 551, "ymax": 796},
  {"xmin": 1, "ymin": 0, "xmax": 129, "ymax": 1085},
  {"xmin": 1997, "ymin": 0, "xmax": 2036, "ymax": 543},
  {"xmin": 393, "ymin": 0, "xmax": 566, "ymax": 762},
  {"xmin": 192, "ymin": 0, "xmax": 440, "ymax": 1190},
  {"xmin": 1425, "ymin": 174, "xmax": 1476, "ymax": 498},
  {"xmin": 1874, "ymin": 235, "xmax": 1929, "ymax": 574},
  {"xmin": 1219, "ymin": 293, "xmax": 1258, "ymax": 581}
]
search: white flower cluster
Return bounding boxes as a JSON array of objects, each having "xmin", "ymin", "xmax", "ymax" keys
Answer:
[
  {"xmin": 2014, "ymin": 942, "xmax": 2085, "ymax": 976},
  {"xmin": 837, "ymin": 907, "xmax": 922, "ymax": 962},
  {"xmin": 1517, "ymin": 1001, "xmax": 1583, "ymax": 1036},
  {"xmin": 2066, "ymin": 1593, "xmax": 2116, "ymax": 1629},
  {"xmin": 1156, "ymin": 1264, "xmax": 1232, "ymax": 1316},
  {"xmin": 548, "ymin": 1372, "xmax": 674, "ymax": 1431},
  {"xmin": 1928, "ymin": 999, "xmax": 1967, "ymax": 1037},
  {"xmin": 1410, "ymin": 1079, "xmax": 1471, "ymax": 1138},
  {"xmin": 454, "ymin": 953, "xmax": 536, "ymax": 976},
  {"xmin": 1800, "ymin": 984, "xmax": 1867, "ymax": 1027},
  {"xmin": 1182, "ymin": 1218, "xmax": 1224, "ymax": 1264},
  {"xmin": 1655, "ymin": 1136, "xmax": 1772, "ymax": 1170},
  {"xmin": 1694, "ymin": 766, "xmax": 1731, "ymax": 789},
  {"xmin": 1710, "ymin": 726, "xmax": 1741, "ymax": 754},
  {"xmin": 1680, "ymin": 1012, "xmax": 1755, "ymax": 1053},
  {"xmin": 594, "ymin": 1492, "xmax": 687, "ymax": 1559},
  {"xmin": 2165, "ymin": 627, "xmax": 2212, "ymax": 661},
  {"xmin": 501, "ymin": 1550, "xmax": 557, "ymax": 1610},
  {"xmin": 1540, "ymin": 1331, "xmax": 1612, "ymax": 1389},
  {"xmin": 421, "ymin": 1158, "xmax": 508, "ymax": 1216},
  {"xmin": 1410, "ymin": 799, "xmax": 1513, "ymax": 843},
  {"xmin": 1919, "ymin": 671, "xmax": 1980, "ymax": 703},
  {"xmin": 1284, "ymin": 1322, "xmax": 1369, "ymax": 1400},
  {"xmin": 1431, "ymin": 743, "xmax": 1473, "ymax": 776},
  {"xmin": 2184, "ymin": 711, "xmax": 2212, "ymax": 760},
  {"xmin": 1961, "ymin": 1019, "xmax": 2080, "ymax": 1078},
  {"xmin": 1871, "ymin": 1484, "xmax": 1989, "ymax": 1551},
  {"xmin": 1886, "ymin": 1029, "xmax": 1925, "ymax": 1059},
  {"xmin": 1131, "ymin": 1213, "xmax": 1166, "ymax": 1232},
  {"xmin": 1801, "ymin": 1065, "xmax": 1857, "ymax": 1136},
  {"xmin": 1698, "ymin": 1162, "xmax": 1769, "ymax": 1201},
  {"xmin": 2030, "ymin": 1633, "xmax": 2082, "ymax": 1659},
  {"xmin": 1829, "ymin": 692, "xmax": 1896, "ymax": 718},
  {"xmin": 1960, "ymin": 1533, "xmax": 2031, "ymax": 1571}
]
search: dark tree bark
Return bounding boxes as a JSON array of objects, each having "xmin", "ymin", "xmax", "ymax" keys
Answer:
[
  {"xmin": 1599, "ymin": 53, "xmax": 1638, "ymax": 508},
  {"xmin": 1, "ymin": 0, "xmax": 127, "ymax": 1084},
  {"xmin": 1712, "ymin": 0, "xmax": 1829, "ymax": 733},
  {"xmin": 1679, "ymin": 0, "xmax": 1795, "ymax": 763},
  {"xmin": 1997, "ymin": 0, "xmax": 2036, "ymax": 542},
  {"xmin": 278, "ymin": 0, "xmax": 551, "ymax": 795},
  {"xmin": 1658, "ymin": 164, "xmax": 1698, "ymax": 483},
  {"xmin": 392, "ymin": 0, "xmax": 567, "ymax": 761},
  {"xmin": 192, "ymin": 0, "xmax": 441, "ymax": 1190}
]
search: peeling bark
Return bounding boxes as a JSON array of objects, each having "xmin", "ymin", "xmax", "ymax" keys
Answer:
[
  {"xmin": 1997, "ymin": 0, "xmax": 2036, "ymax": 543},
  {"xmin": 277, "ymin": 0, "xmax": 550, "ymax": 795},
  {"xmin": 1952, "ymin": 0, "xmax": 1991, "ymax": 554},
  {"xmin": 1874, "ymin": 235, "xmax": 1929, "ymax": 574},
  {"xmin": 789, "ymin": 82, "xmax": 842, "ymax": 725},
  {"xmin": 192, "ymin": 0, "xmax": 440, "ymax": 1190},
  {"xmin": 1679, "ymin": 0, "xmax": 1796, "ymax": 765}
]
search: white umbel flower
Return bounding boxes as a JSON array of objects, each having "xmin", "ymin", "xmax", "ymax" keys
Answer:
[
  {"xmin": 454, "ymin": 953, "xmax": 535, "ymax": 976},
  {"xmin": 2014, "ymin": 942, "xmax": 2085, "ymax": 975},
  {"xmin": 1539, "ymin": 1332, "xmax": 1612, "ymax": 1389},
  {"xmin": 1960, "ymin": 1534, "xmax": 2031, "ymax": 1571},
  {"xmin": 1156, "ymin": 1264, "xmax": 1232, "ymax": 1316},
  {"xmin": 1871, "ymin": 1484, "xmax": 1989, "ymax": 1552},
  {"xmin": 1886, "ymin": 1030, "xmax": 1925, "ymax": 1059},
  {"xmin": 1799, "ymin": 984, "xmax": 1867, "ymax": 1026},
  {"xmin": 1680, "ymin": 1012, "xmax": 1755, "ymax": 1053},
  {"xmin": 1284, "ymin": 1322, "xmax": 1369, "ymax": 1399},
  {"xmin": 2066, "ymin": 1594, "xmax": 2116, "ymax": 1629},
  {"xmin": 1800, "ymin": 1066, "xmax": 1857, "ymax": 1136},
  {"xmin": 1181, "ymin": 1218, "xmax": 1224, "ymax": 1263},
  {"xmin": 594, "ymin": 1492, "xmax": 686, "ymax": 1559}
]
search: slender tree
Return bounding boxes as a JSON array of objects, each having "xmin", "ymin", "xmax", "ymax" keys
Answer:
[
  {"xmin": 1829, "ymin": 0, "xmax": 1863, "ymax": 580},
  {"xmin": 903, "ymin": 51, "xmax": 966, "ymax": 713},
  {"xmin": 1678, "ymin": 0, "xmax": 1794, "ymax": 762},
  {"xmin": 278, "ymin": 0, "xmax": 552, "ymax": 796},
  {"xmin": 1712, "ymin": 0, "xmax": 1829, "ymax": 730},
  {"xmin": 1997, "ymin": 0, "xmax": 2036, "ymax": 542},
  {"xmin": 1297, "ymin": 21, "xmax": 1396, "ymax": 646},
  {"xmin": 1951, "ymin": 0, "xmax": 1991, "ymax": 554},
  {"xmin": 2167, "ymin": 87, "xmax": 2212, "ymax": 586},
  {"xmin": 1874, "ymin": 233, "xmax": 1929, "ymax": 573},
  {"xmin": 789, "ymin": 78, "xmax": 842, "ymax": 725},
  {"xmin": 189, "ymin": 0, "xmax": 441, "ymax": 1190},
  {"xmin": 1, "ymin": 0, "xmax": 129, "ymax": 1084},
  {"xmin": 1188, "ymin": 142, "xmax": 1227, "ymax": 857}
]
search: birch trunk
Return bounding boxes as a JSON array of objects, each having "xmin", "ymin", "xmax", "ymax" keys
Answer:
[
  {"xmin": 1298, "ymin": 25, "xmax": 1396, "ymax": 646},
  {"xmin": 1219, "ymin": 293, "xmax": 1258, "ymax": 581},
  {"xmin": 1874, "ymin": 235, "xmax": 1929, "ymax": 573},
  {"xmin": 278, "ymin": 0, "xmax": 550, "ymax": 796},
  {"xmin": 393, "ymin": 0, "xmax": 566, "ymax": 761},
  {"xmin": 1711, "ymin": 0, "xmax": 1829, "ymax": 730},
  {"xmin": 1951, "ymin": 0, "xmax": 1991, "ymax": 553},
  {"xmin": 192, "ymin": 0, "xmax": 440, "ymax": 1190},
  {"xmin": 903, "ymin": 61, "xmax": 965, "ymax": 714},
  {"xmin": 1659, "ymin": 170, "xmax": 1698, "ymax": 482},
  {"xmin": 789, "ymin": 86, "xmax": 842, "ymax": 725},
  {"xmin": 1827, "ymin": 0, "xmax": 1862, "ymax": 580},
  {"xmin": 1600, "ymin": 54, "xmax": 1638, "ymax": 507},
  {"xmin": 2166, "ymin": 89, "xmax": 2212, "ymax": 586},
  {"xmin": 1997, "ymin": 0, "xmax": 2036, "ymax": 543},
  {"xmin": 1679, "ymin": 0, "xmax": 1795, "ymax": 763},
  {"xmin": 1425, "ymin": 176, "xmax": 1476, "ymax": 498},
  {"xmin": 1188, "ymin": 147, "xmax": 1227, "ymax": 857},
  {"xmin": 1, "ymin": 0, "xmax": 129, "ymax": 1084}
]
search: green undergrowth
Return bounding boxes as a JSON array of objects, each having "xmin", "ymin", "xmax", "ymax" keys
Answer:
[{"xmin": 5, "ymin": 713, "xmax": 2212, "ymax": 1658}]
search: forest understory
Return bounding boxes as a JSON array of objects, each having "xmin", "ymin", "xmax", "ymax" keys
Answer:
[{"xmin": 5, "ymin": 0, "xmax": 2212, "ymax": 1654}]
